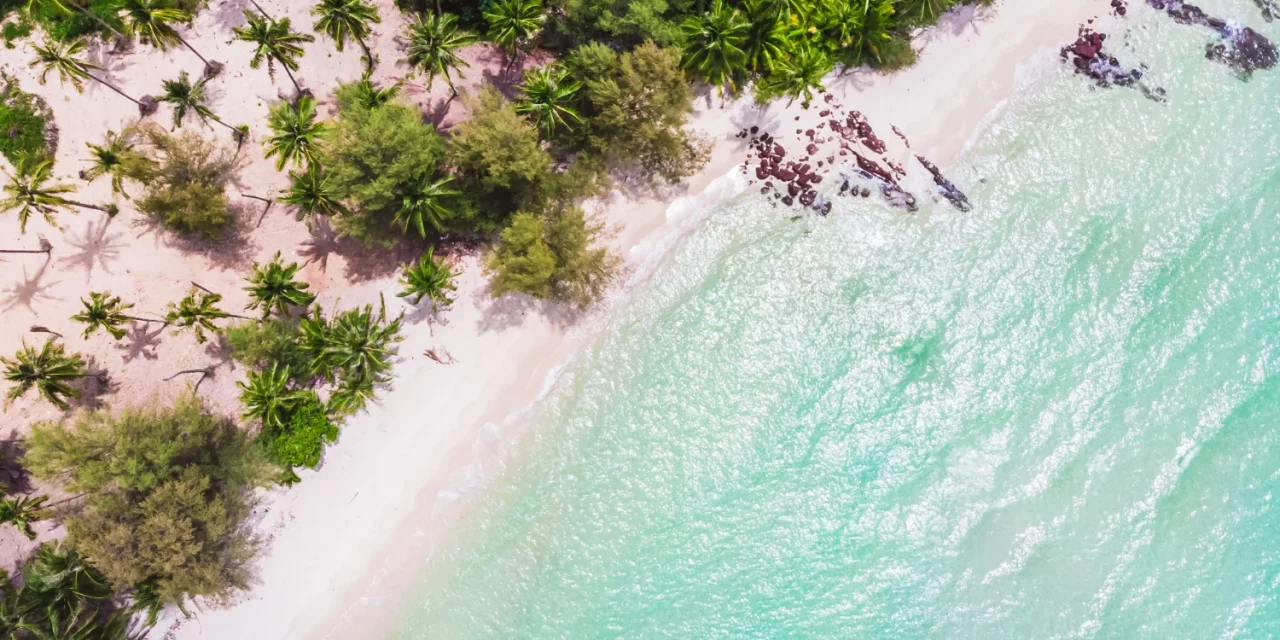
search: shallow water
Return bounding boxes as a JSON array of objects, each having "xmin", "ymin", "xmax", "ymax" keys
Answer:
[{"xmin": 392, "ymin": 7, "xmax": 1280, "ymax": 638}]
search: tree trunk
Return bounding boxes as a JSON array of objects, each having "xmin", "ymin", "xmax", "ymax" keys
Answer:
[
  {"xmin": 65, "ymin": 0, "xmax": 127, "ymax": 40},
  {"xmin": 207, "ymin": 113, "xmax": 240, "ymax": 133},
  {"xmin": 0, "ymin": 248, "xmax": 48, "ymax": 254},
  {"xmin": 89, "ymin": 74, "xmax": 152, "ymax": 115},
  {"xmin": 63, "ymin": 199, "xmax": 110, "ymax": 213},
  {"xmin": 29, "ymin": 326, "xmax": 62, "ymax": 339},
  {"xmin": 121, "ymin": 314, "xmax": 167, "ymax": 326},
  {"xmin": 176, "ymin": 33, "xmax": 221, "ymax": 76},
  {"xmin": 355, "ymin": 33, "xmax": 374, "ymax": 73},
  {"xmin": 249, "ymin": 0, "xmax": 271, "ymax": 17},
  {"xmin": 279, "ymin": 60, "xmax": 303, "ymax": 97}
]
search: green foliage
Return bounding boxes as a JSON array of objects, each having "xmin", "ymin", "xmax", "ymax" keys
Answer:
[
  {"xmin": 165, "ymin": 287, "xmax": 230, "ymax": 344},
  {"xmin": 233, "ymin": 11, "xmax": 314, "ymax": 87},
  {"xmin": 0, "ymin": 542, "xmax": 142, "ymax": 640},
  {"xmin": 312, "ymin": 0, "xmax": 379, "ymax": 67},
  {"xmin": 754, "ymin": 42, "xmax": 830, "ymax": 108},
  {"xmin": 450, "ymin": 86, "xmax": 553, "ymax": 219},
  {"xmin": 484, "ymin": 0, "xmax": 544, "ymax": 56},
  {"xmin": 557, "ymin": 0, "xmax": 690, "ymax": 47},
  {"xmin": 243, "ymin": 252, "xmax": 315, "ymax": 317},
  {"xmin": 394, "ymin": 174, "xmax": 459, "ymax": 238},
  {"xmin": 84, "ymin": 129, "xmax": 140, "ymax": 199},
  {"xmin": 119, "ymin": 0, "xmax": 190, "ymax": 51},
  {"xmin": 299, "ymin": 299, "xmax": 403, "ymax": 414},
  {"xmin": 678, "ymin": 0, "xmax": 746, "ymax": 96},
  {"xmin": 570, "ymin": 41, "xmax": 708, "ymax": 184},
  {"xmin": 23, "ymin": 392, "xmax": 266, "ymax": 607},
  {"xmin": 514, "ymin": 63, "xmax": 582, "ymax": 139},
  {"xmin": 400, "ymin": 12, "xmax": 476, "ymax": 92},
  {"xmin": 397, "ymin": 247, "xmax": 456, "ymax": 308},
  {"xmin": 71, "ymin": 291, "xmax": 136, "ymax": 340},
  {"xmin": 225, "ymin": 319, "xmax": 310, "ymax": 374},
  {"xmin": 2, "ymin": 155, "xmax": 79, "ymax": 233},
  {"xmin": 486, "ymin": 206, "xmax": 618, "ymax": 307},
  {"xmin": 238, "ymin": 362, "xmax": 307, "ymax": 429},
  {"xmin": 319, "ymin": 81, "xmax": 448, "ymax": 245},
  {"xmin": 256, "ymin": 393, "xmax": 337, "ymax": 483},
  {"xmin": 0, "ymin": 494, "xmax": 50, "ymax": 539},
  {"xmin": 265, "ymin": 95, "xmax": 326, "ymax": 170},
  {"xmin": 158, "ymin": 70, "xmax": 214, "ymax": 129},
  {"xmin": 0, "ymin": 75, "xmax": 53, "ymax": 167},
  {"xmin": 126, "ymin": 124, "xmax": 237, "ymax": 238},
  {"xmin": 2, "ymin": 339, "xmax": 87, "ymax": 411},
  {"xmin": 280, "ymin": 164, "xmax": 345, "ymax": 224},
  {"xmin": 28, "ymin": 37, "xmax": 99, "ymax": 93}
]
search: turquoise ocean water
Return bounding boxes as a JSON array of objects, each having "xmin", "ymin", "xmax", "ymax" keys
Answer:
[{"xmin": 393, "ymin": 7, "xmax": 1280, "ymax": 638}]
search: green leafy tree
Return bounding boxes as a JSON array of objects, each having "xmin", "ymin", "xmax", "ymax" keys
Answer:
[
  {"xmin": 265, "ymin": 96, "xmax": 326, "ymax": 170},
  {"xmin": 679, "ymin": 0, "xmax": 747, "ymax": 98},
  {"xmin": 2, "ymin": 340, "xmax": 88, "ymax": 410},
  {"xmin": 72, "ymin": 291, "xmax": 162, "ymax": 340},
  {"xmin": 449, "ymin": 86, "xmax": 553, "ymax": 215},
  {"xmin": 119, "ymin": 0, "xmax": 217, "ymax": 72},
  {"xmin": 238, "ymin": 362, "xmax": 307, "ymax": 429},
  {"xmin": 757, "ymin": 44, "xmax": 830, "ymax": 108},
  {"xmin": 256, "ymin": 393, "xmax": 335, "ymax": 484},
  {"xmin": 899, "ymin": 0, "xmax": 953, "ymax": 25},
  {"xmin": 244, "ymin": 252, "xmax": 315, "ymax": 317},
  {"xmin": 487, "ymin": 207, "xmax": 618, "ymax": 307},
  {"xmin": 836, "ymin": 0, "xmax": 896, "ymax": 65},
  {"xmin": 125, "ymin": 123, "xmax": 238, "ymax": 239},
  {"xmin": 280, "ymin": 165, "xmax": 345, "ymax": 224},
  {"xmin": 484, "ymin": 0, "xmax": 544, "ymax": 66},
  {"xmin": 29, "ymin": 38, "xmax": 154, "ymax": 114},
  {"xmin": 393, "ymin": 175, "xmax": 457, "ymax": 238},
  {"xmin": 514, "ymin": 63, "xmax": 582, "ymax": 139},
  {"xmin": 84, "ymin": 130, "xmax": 139, "ymax": 199},
  {"xmin": 350, "ymin": 76, "xmax": 400, "ymax": 109},
  {"xmin": 486, "ymin": 211, "xmax": 555, "ymax": 299},
  {"xmin": 159, "ymin": 71, "xmax": 240, "ymax": 134},
  {"xmin": 400, "ymin": 12, "xmax": 476, "ymax": 96},
  {"xmin": 165, "ymin": 287, "xmax": 235, "ymax": 343},
  {"xmin": 557, "ymin": 0, "xmax": 685, "ymax": 47},
  {"xmin": 397, "ymin": 247, "xmax": 455, "ymax": 308},
  {"xmin": 312, "ymin": 0, "xmax": 380, "ymax": 72},
  {"xmin": 3, "ymin": 156, "xmax": 117, "ymax": 233},
  {"xmin": 305, "ymin": 300, "xmax": 402, "ymax": 391},
  {"xmin": 0, "ymin": 495, "xmax": 50, "ymax": 540},
  {"xmin": 742, "ymin": 0, "xmax": 786, "ymax": 72},
  {"xmin": 233, "ymin": 12, "xmax": 315, "ymax": 95},
  {"xmin": 24, "ymin": 0, "xmax": 127, "ymax": 40},
  {"xmin": 24, "ymin": 393, "xmax": 266, "ymax": 607}
]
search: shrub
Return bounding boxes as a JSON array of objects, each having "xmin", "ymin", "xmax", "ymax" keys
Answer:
[
  {"xmin": 23, "ymin": 392, "xmax": 267, "ymax": 607},
  {"xmin": 225, "ymin": 319, "xmax": 311, "ymax": 376},
  {"xmin": 0, "ymin": 73, "xmax": 54, "ymax": 166},
  {"xmin": 449, "ymin": 86, "xmax": 554, "ymax": 223},
  {"xmin": 486, "ymin": 206, "xmax": 618, "ymax": 307},
  {"xmin": 257, "ymin": 393, "xmax": 337, "ymax": 484},
  {"xmin": 126, "ymin": 124, "xmax": 239, "ymax": 239},
  {"xmin": 321, "ymin": 81, "xmax": 449, "ymax": 245},
  {"xmin": 557, "ymin": 0, "xmax": 688, "ymax": 47}
]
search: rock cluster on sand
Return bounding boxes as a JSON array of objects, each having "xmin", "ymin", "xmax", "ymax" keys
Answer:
[
  {"xmin": 1060, "ymin": 27, "xmax": 1167, "ymax": 101},
  {"xmin": 1147, "ymin": 0, "xmax": 1278, "ymax": 75}
]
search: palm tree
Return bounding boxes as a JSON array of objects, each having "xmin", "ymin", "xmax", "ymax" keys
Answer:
[
  {"xmin": 351, "ymin": 75, "xmax": 401, "ymax": 109},
  {"xmin": 312, "ymin": 0, "xmax": 380, "ymax": 72},
  {"xmin": 311, "ymin": 299, "xmax": 402, "ymax": 386},
  {"xmin": 514, "ymin": 64, "xmax": 582, "ymax": 139},
  {"xmin": 238, "ymin": 362, "xmax": 306, "ymax": 429},
  {"xmin": 165, "ymin": 287, "xmax": 244, "ymax": 343},
  {"xmin": 483, "ymin": 0, "xmax": 544, "ymax": 69},
  {"xmin": 234, "ymin": 11, "xmax": 316, "ymax": 96},
  {"xmin": 83, "ymin": 130, "xmax": 136, "ymax": 199},
  {"xmin": 900, "ymin": 0, "xmax": 953, "ymax": 24},
  {"xmin": 24, "ymin": 0, "xmax": 127, "ymax": 42},
  {"xmin": 679, "ymin": 0, "xmax": 748, "ymax": 98},
  {"xmin": 2, "ymin": 340, "xmax": 88, "ymax": 410},
  {"xmin": 397, "ymin": 247, "xmax": 455, "ymax": 309},
  {"xmin": 118, "ymin": 0, "xmax": 220, "ymax": 75},
  {"xmin": 280, "ymin": 165, "xmax": 345, "ymax": 225},
  {"xmin": 393, "ymin": 174, "xmax": 458, "ymax": 238},
  {"xmin": 244, "ymin": 252, "xmax": 316, "ymax": 317},
  {"xmin": 264, "ymin": 96, "xmax": 326, "ymax": 170},
  {"xmin": 742, "ymin": 0, "xmax": 786, "ymax": 72},
  {"xmin": 71, "ymin": 291, "xmax": 164, "ymax": 340},
  {"xmin": 29, "ymin": 38, "xmax": 155, "ymax": 114},
  {"xmin": 0, "ymin": 495, "xmax": 50, "ymax": 540},
  {"xmin": 3, "ymin": 156, "xmax": 118, "ymax": 234},
  {"xmin": 19, "ymin": 542, "xmax": 112, "ymax": 613},
  {"xmin": 760, "ymin": 44, "xmax": 830, "ymax": 108},
  {"xmin": 844, "ymin": 0, "xmax": 896, "ymax": 64},
  {"xmin": 158, "ymin": 71, "xmax": 241, "ymax": 135},
  {"xmin": 400, "ymin": 12, "xmax": 477, "ymax": 96}
]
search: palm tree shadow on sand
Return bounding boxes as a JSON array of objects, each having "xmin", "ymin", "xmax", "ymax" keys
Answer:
[
  {"xmin": 1, "ymin": 258, "xmax": 61, "ymax": 314},
  {"xmin": 59, "ymin": 217, "xmax": 126, "ymax": 280}
]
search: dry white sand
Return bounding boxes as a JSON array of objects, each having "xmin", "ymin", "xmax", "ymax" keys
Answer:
[{"xmin": 0, "ymin": 0, "xmax": 1109, "ymax": 635}]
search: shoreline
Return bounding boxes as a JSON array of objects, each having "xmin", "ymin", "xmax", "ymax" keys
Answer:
[{"xmin": 159, "ymin": 0, "xmax": 1108, "ymax": 637}]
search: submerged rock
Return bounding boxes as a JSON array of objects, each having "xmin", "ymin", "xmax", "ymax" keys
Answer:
[
  {"xmin": 915, "ymin": 155, "xmax": 972, "ymax": 212},
  {"xmin": 1147, "ymin": 0, "xmax": 1278, "ymax": 75}
]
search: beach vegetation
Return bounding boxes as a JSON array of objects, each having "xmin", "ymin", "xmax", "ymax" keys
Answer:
[
  {"xmin": 83, "ymin": 129, "xmax": 141, "ymax": 198},
  {"xmin": 484, "ymin": 0, "xmax": 544, "ymax": 65},
  {"xmin": 311, "ymin": 0, "xmax": 380, "ymax": 72},
  {"xmin": 158, "ymin": 71, "xmax": 239, "ymax": 134},
  {"xmin": 264, "ymin": 95, "xmax": 327, "ymax": 170},
  {"xmin": 556, "ymin": 0, "xmax": 687, "ymax": 47},
  {"xmin": 18, "ymin": 0, "xmax": 128, "ymax": 42},
  {"xmin": 165, "ymin": 287, "xmax": 232, "ymax": 344},
  {"xmin": 303, "ymin": 299, "xmax": 403, "ymax": 392},
  {"xmin": 0, "ymin": 76, "xmax": 54, "ymax": 167},
  {"xmin": 754, "ymin": 42, "xmax": 830, "ymax": 108},
  {"xmin": 449, "ymin": 86, "xmax": 553, "ymax": 222},
  {"xmin": 3, "ymin": 155, "xmax": 117, "ymax": 233},
  {"xmin": 233, "ymin": 11, "xmax": 314, "ymax": 95},
  {"xmin": 225, "ymin": 318, "xmax": 310, "ymax": 374},
  {"xmin": 0, "ymin": 494, "xmax": 51, "ymax": 539},
  {"xmin": 486, "ymin": 206, "xmax": 617, "ymax": 307},
  {"xmin": 0, "ymin": 541, "xmax": 145, "ymax": 640},
  {"xmin": 397, "ymin": 247, "xmax": 456, "ymax": 309},
  {"xmin": 238, "ymin": 362, "xmax": 307, "ymax": 430},
  {"xmin": 318, "ymin": 80, "xmax": 448, "ymax": 245},
  {"xmin": 394, "ymin": 174, "xmax": 459, "ymax": 238},
  {"xmin": 23, "ymin": 392, "xmax": 266, "ymax": 608},
  {"xmin": 71, "ymin": 291, "xmax": 159, "ymax": 340},
  {"xmin": 400, "ymin": 12, "xmax": 477, "ymax": 95},
  {"xmin": 279, "ymin": 164, "xmax": 346, "ymax": 224},
  {"xmin": 256, "ymin": 392, "xmax": 337, "ymax": 484},
  {"xmin": 514, "ymin": 63, "xmax": 583, "ymax": 139},
  {"xmin": 29, "ymin": 37, "xmax": 154, "ymax": 114},
  {"xmin": 2, "ymin": 339, "xmax": 89, "ymax": 410},
  {"xmin": 678, "ymin": 0, "xmax": 746, "ymax": 98},
  {"xmin": 243, "ymin": 252, "xmax": 316, "ymax": 318},
  {"xmin": 118, "ymin": 0, "xmax": 215, "ymax": 72},
  {"xmin": 125, "ymin": 124, "xmax": 238, "ymax": 238}
]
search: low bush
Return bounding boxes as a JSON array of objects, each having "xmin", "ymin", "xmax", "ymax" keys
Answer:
[
  {"xmin": 486, "ymin": 206, "xmax": 618, "ymax": 307},
  {"xmin": 225, "ymin": 319, "xmax": 311, "ymax": 377},
  {"xmin": 126, "ymin": 123, "xmax": 239, "ymax": 239},
  {"xmin": 0, "ymin": 73, "xmax": 54, "ymax": 165},
  {"xmin": 257, "ymin": 393, "xmax": 338, "ymax": 485}
]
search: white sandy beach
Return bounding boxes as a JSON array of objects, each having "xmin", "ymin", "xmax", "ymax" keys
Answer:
[{"xmin": 0, "ymin": 0, "xmax": 1109, "ymax": 636}]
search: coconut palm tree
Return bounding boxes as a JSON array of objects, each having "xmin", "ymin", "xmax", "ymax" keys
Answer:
[
  {"xmin": 742, "ymin": 0, "xmax": 786, "ymax": 72},
  {"xmin": 760, "ymin": 44, "xmax": 830, "ymax": 108},
  {"xmin": 165, "ymin": 287, "xmax": 244, "ymax": 343},
  {"xmin": 280, "ymin": 165, "xmax": 345, "ymax": 224},
  {"xmin": 233, "ymin": 11, "xmax": 315, "ymax": 95},
  {"xmin": 24, "ymin": 0, "xmax": 127, "ymax": 41},
  {"xmin": 265, "ymin": 96, "xmax": 326, "ymax": 170},
  {"xmin": 3, "ymin": 156, "xmax": 118, "ymax": 234},
  {"xmin": 0, "ymin": 495, "xmax": 50, "ymax": 540},
  {"xmin": 244, "ymin": 252, "xmax": 315, "ymax": 318},
  {"xmin": 483, "ymin": 0, "xmax": 544, "ymax": 69},
  {"xmin": 393, "ymin": 174, "xmax": 458, "ymax": 238},
  {"xmin": 158, "ymin": 71, "xmax": 241, "ymax": 135},
  {"xmin": 679, "ymin": 0, "xmax": 748, "ymax": 98},
  {"xmin": 327, "ymin": 374, "xmax": 374, "ymax": 416},
  {"xmin": 312, "ymin": 0, "xmax": 380, "ymax": 72},
  {"xmin": 351, "ymin": 75, "xmax": 401, "ymax": 109},
  {"xmin": 71, "ymin": 291, "xmax": 164, "ymax": 340},
  {"xmin": 20, "ymin": 541, "xmax": 113, "ymax": 612},
  {"xmin": 118, "ymin": 0, "xmax": 220, "ymax": 75},
  {"xmin": 514, "ymin": 63, "xmax": 582, "ymax": 139},
  {"xmin": 238, "ymin": 362, "xmax": 306, "ymax": 429},
  {"xmin": 899, "ymin": 0, "xmax": 952, "ymax": 24},
  {"xmin": 397, "ymin": 247, "xmax": 455, "ymax": 309},
  {"xmin": 2, "ymin": 340, "xmax": 88, "ymax": 410},
  {"xmin": 843, "ymin": 0, "xmax": 896, "ymax": 64},
  {"xmin": 312, "ymin": 299, "xmax": 402, "ymax": 386},
  {"xmin": 400, "ymin": 12, "xmax": 476, "ymax": 96},
  {"xmin": 30, "ymin": 38, "xmax": 155, "ymax": 114},
  {"xmin": 83, "ymin": 130, "xmax": 137, "ymax": 198}
]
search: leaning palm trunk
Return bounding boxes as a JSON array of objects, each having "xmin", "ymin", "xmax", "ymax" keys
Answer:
[
  {"xmin": 175, "ymin": 33, "xmax": 222, "ymax": 76},
  {"xmin": 88, "ymin": 73, "xmax": 153, "ymax": 113},
  {"xmin": 279, "ymin": 59, "xmax": 303, "ymax": 96},
  {"xmin": 65, "ymin": 0, "xmax": 127, "ymax": 41},
  {"xmin": 62, "ymin": 198, "xmax": 116, "ymax": 216},
  {"xmin": 250, "ymin": 0, "xmax": 271, "ymax": 17},
  {"xmin": 354, "ymin": 33, "xmax": 374, "ymax": 72}
]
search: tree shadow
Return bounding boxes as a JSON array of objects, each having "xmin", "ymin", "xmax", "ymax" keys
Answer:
[
  {"xmin": 473, "ymin": 286, "xmax": 582, "ymax": 334},
  {"xmin": 66, "ymin": 356, "xmax": 118, "ymax": 411},
  {"xmin": 0, "ymin": 437, "xmax": 32, "ymax": 495},
  {"xmin": 1, "ymin": 258, "xmax": 61, "ymax": 314},
  {"xmin": 58, "ymin": 217, "xmax": 125, "ymax": 280},
  {"xmin": 477, "ymin": 46, "xmax": 554, "ymax": 100},
  {"xmin": 210, "ymin": 0, "xmax": 253, "ymax": 31},
  {"xmin": 298, "ymin": 217, "xmax": 340, "ymax": 273},
  {"xmin": 113, "ymin": 322, "xmax": 166, "ymax": 364},
  {"xmin": 132, "ymin": 201, "xmax": 258, "ymax": 271},
  {"xmin": 297, "ymin": 217, "xmax": 410, "ymax": 282}
]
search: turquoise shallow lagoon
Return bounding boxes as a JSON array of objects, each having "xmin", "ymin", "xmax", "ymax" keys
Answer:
[{"xmin": 393, "ymin": 7, "xmax": 1280, "ymax": 638}]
